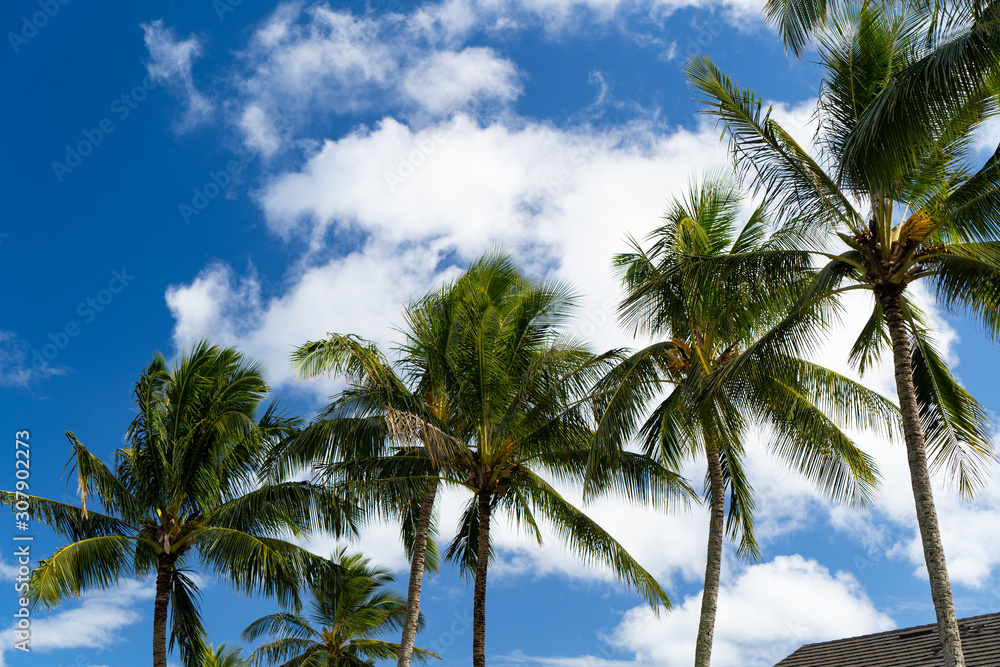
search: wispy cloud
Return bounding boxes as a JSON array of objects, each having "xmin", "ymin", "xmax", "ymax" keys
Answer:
[
  {"xmin": 0, "ymin": 330, "xmax": 65, "ymax": 388},
  {"xmin": 142, "ymin": 19, "xmax": 213, "ymax": 131}
]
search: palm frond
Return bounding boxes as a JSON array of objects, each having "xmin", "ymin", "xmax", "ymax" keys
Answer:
[
  {"xmin": 28, "ymin": 535, "xmax": 137, "ymax": 608},
  {"xmin": 908, "ymin": 323, "xmax": 996, "ymax": 498}
]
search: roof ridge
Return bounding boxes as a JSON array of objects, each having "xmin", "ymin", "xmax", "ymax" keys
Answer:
[{"xmin": 790, "ymin": 611, "xmax": 1000, "ymax": 651}]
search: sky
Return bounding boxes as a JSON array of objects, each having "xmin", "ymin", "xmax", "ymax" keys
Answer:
[{"xmin": 2, "ymin": 1, "xmax": 1000, "ymax": 666}]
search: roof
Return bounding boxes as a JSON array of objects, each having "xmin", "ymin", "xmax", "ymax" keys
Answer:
[{"xmin": 774, "ymin": 612, "xmax": 1000, "ymax": 667}]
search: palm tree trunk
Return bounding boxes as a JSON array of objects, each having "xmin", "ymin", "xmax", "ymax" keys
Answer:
[
  {"xmin": 397, "ymin": 479, "xmax": 439, "ymax": 667},
  {"xmin": 472, "ymin": 489, "xmax": 492, "ymax": 667},
  {"xmin": 694, "ymin": 444, "xmax": 726, "ymax": 667},
  {"xmin": 882, "ymin": 292, "xmax": 965, "ymax": 667},
  {"xmin": 153, "ymin": 556, "xmax": 173, "ymax": 667}
]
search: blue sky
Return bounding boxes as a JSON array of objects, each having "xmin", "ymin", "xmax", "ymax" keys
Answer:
[{"xmin": 3, "ymin": 1, "xmax": 1000, "ymax": 666}]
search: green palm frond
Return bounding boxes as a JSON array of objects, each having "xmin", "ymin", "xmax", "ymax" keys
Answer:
[
  {"xmin": 168, "ymin": 568, "xmax": 209, "ymax": 666},
  {"xmin": 444, "ymin": 496, "xmax": 491, "ymax": 580},
  {"xmin": 191, "ymin": 527, "xmax": 319, "ymax": 609},
  {"xmin": 929, "ymin": 242, "xmax": 1000, "ymax": 339},
  {"xmin": 246, "ymin": 637, "xmax": 317, "ymax": 666},
  {"xmin": 243, "ymin": 612, "xmax": 317, "ymax": 642},
  {"xmin": 519, "ymin": 471, "xmax": 671, "ymax": 610},
  {"xmin": 205, "ymin": 480, "xmax": 356, "ymax": 539},
  {"xmin": 908, "ymin": 324, "xmax": 996, "ymax": 498},
  {"xmin": 764, "ymin": 0, "xmax": 833, "ymax": 56},
  {"xmin": 243, "ymin": 551, "xmax": 436, "ymax": 666},
  {"xmin": 944, "ymin": 143, "xmax": 1000, "ymax": 243},
  {"xmin": 63, "ymin": 432, "xmax": 143, "ymax": 522},
  {"xmin": 0, "ymin": 493, "xmax": 131, "ymax": 542},
  {"xmin": 686, "ymin": 54, "xmax": 863, "ymax": 232},
  {"xmin": 840, "ymin": 11, "xmax": 1000, "ymax": 188},
  {"xmin": 848, "ymin": 303, "xmax": 891, "ymax": 375},
  {"xmin": 28, "ymin": 535, "xmax": 137, "ymax": 608},
  {"xmin": 717, "ymin": 444, "xmax": 759, "ymax": 559}
]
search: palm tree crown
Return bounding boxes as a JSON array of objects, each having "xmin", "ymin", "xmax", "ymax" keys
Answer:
[
  {"xmin": 243, "ymin": 549, "xmax": 438, "ymax": 666},
  {"xmin": 4, "ymin": 342, "xmax": 355, "ymax": 667},
  {"xmin": 687, "ymin": 5, "xmax": 998, "ymax": 665},
  {"xmin": 280, "ymin": 252, "xmax": 692, "ymax": 667},
  {"xmin": 593, "ymin": 174, "xmax": 894, "ymax": 667}
]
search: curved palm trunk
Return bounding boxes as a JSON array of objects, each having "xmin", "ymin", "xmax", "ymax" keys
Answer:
[
  {"xmin": 153, "ymin": 556, "xmax": 173, "ymax": 667},
  {"xmin": 882, "ymin": 293, "xmax": 965, "ymax": 667},
  {"xmin": 694, "ymin": 445, "xmax": 726, "ymax": 667},
  {"xmin": 472, "ymin": 489, "xmax": 492, "ymax": 667},
  {"xmin": 397, "ymin": 480, "xmax": 439, "ymax": 667}
]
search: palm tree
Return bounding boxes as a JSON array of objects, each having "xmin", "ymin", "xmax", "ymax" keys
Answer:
[
  {"xmin": 242, "ymin": 549, "xmax": 438, "ymax": 666},
  {"xmin": 200, "ymin": 643, "xmax": 248, "ymax": 667},
  {"xmin": 764, "ymin": 0, "xmax": 1000, "ymax": 207},
  {"xmin": 2, "ymin": 342, "xmax": 355, "ymax": 667},
  {"xmin": 278, "ymin": 252, "xmax": 692, "ymax": 667},
  {"xmin": 413, "ymin": 252, "xmax": 691, "ymax": 667},
  {"xmin": 687, "ymin": 6, "xmax": 998, "ymax": 665},
  {"xmin": 592, "ymin": 174, "xmax": 893, "ymax": 667},
  {"xmin": 271, "ymin": 328, "xmax": 462, "ymax": 667}
]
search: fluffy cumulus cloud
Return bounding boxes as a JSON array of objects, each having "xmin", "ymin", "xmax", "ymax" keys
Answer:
[
  {"xmin": 402, "ymin": 47, "xmax": 521, "ymax": 114},
  {"xmin": 206, "ymin": 0, "xmax": 774, "ymax": 155},
  {"xmin": 408, "ymin": 0, "xmax": 767, "ymax": 36},
  {"xmin": 142, "ymin": 19, "xmax": 213, "ymax": 130},
  {"xmin": 227, "ymin": 4, "xmax": 523, "ymax": 156},
  {"xmin": 497, "ymin": 557, "xmax": 893, "ymax": 667},
  {"xmin": 605, "ymin": 556, "xmax": 893, "ymax": 667},
  {"xmin": 170, "ymin": 111, "xmax": 741, "ymax": 377}
]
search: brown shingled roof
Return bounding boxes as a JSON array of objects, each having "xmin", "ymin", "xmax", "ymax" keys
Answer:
[{"xmin": 774, "ymin": 612, "xmax": 1000, "ymax": 667}]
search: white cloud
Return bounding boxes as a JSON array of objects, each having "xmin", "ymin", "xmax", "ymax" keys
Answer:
[
  {"xmin": 0, "ymin": 551, "xmax": 20, "ymax": 581},
  {"xmin": 168, "ymin": 109, "xmax": 745, "ymax": 392},
  {"xmin": 497, "ymin": 556, "xmax": 893, "ymax": 667},
  {"xmin": 241, "ymin": 5, "xmax": 396, "ymax": 115},
  {"xmin": 402, "ymin": 47, "xmax": 522, "ymax": 114},
  {"xmin": 239, "ymin": 104, "xmax": 283, "ymax": 156},
  {"xmin": 0, "ymin": 329, "xmax": 65, "ymax": 387},
  {"xmin": 166, "ymin": 248, "xmax": 458, "ymax": 390},
  {"xmin": 972, "ymin": 114, "xmax": 1000, "ymax": 155},
  {"xmin": 0, "ymin": 579, "xmax": 153, "ymax": 666},
  {"xmin": 230, "ymin": 4, "xmax": 526, "ymax": 154},
  {"xmin": 142, "ymin": 19, "xmax": 213, "ymax": 130},
  {"xmin": 222, "ymin": 0, "xmax": 772, "ymax": 156},
  {"xmin": 418, "ymin": 0, "xmax": 766, "ymax": 35},
  {"xmin": 595, "ymin": 555, "xmax": 893, "ymax": 667},
  {"xmin": 165, "ymin": 262, "xmax": 263, "ymax": 352}
]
